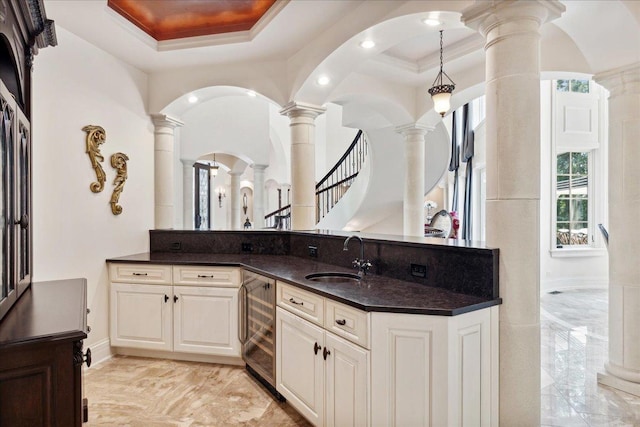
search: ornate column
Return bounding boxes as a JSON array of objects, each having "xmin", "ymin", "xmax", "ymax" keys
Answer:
[
  {"xmin": 280, "ymin": 101, "xmax": 326, "ymax": 230},
  {"xmin": 150, "ymin": 114, "xmax": 183, "ymax": 229},
  {"xmin": 230, "ymin": 172, "xmax": 242, "ymax": 229},
  {"xmin": 252, "ymin": 164, "xmax": 268, "ymax": 229},
  {"xmin": 396, "ymin": 124, "xmax": 433, "ymax": 237},
  {"xmin": 463, "ymin": 1, "xmax": 565, "ymax": 425},
  {"xmin": 181, "ymin": 159, "xmax": 195, "ymax": 229},
  {"xmin": 595, "ymin": 63, "xmax": 640, "ymax": 395}
]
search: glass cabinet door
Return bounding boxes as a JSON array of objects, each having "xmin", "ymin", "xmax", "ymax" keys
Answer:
[
  {"xmin": 15, "ymin": 107, "xmax": 30, "ymax": 295},
  {"xmin": 0, "ymin": 81, "xmax": 14, "ymax": 319}
]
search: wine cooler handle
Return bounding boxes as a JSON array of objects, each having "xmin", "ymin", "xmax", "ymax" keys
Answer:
[{"xmin": 238, "ymin": 283, "xmax": 248, "ymax": 344}]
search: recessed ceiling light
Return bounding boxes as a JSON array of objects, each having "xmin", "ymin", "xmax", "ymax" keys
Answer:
[
  {"xmin": 188, "ymin": 95, "xmax": 198, "ymax": 103},
  {"xmin": 247, "ymin": 90, "xmax": 256, "ymax": 97},
  {"xmin": 422, "ymin": 18, "xmax": 441, "ymax": 26},
  {"xmin": 360, "ymin": 40, "xmax": 375, "ymax": 49},
  {"xmin": 317, "ymin": 76, "xmax": 330, "ymax": 86}
]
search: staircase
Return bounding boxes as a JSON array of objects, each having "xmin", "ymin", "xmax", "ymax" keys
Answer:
[{"xmin": 264, "ymin": 130, "xmax": 368, "ymax": 228}]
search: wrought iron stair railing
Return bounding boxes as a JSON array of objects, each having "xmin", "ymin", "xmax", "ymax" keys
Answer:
[{"xmin": 264, "ymin": 130, "xmax": 368, "ymax": 228}]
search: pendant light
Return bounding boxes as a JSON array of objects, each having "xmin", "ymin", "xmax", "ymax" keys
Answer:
[
  {"xmin": 428, "ymin": 30, "xmax": 456, "ymax": 117},
  {"xmin": 210, "ymin": 153, "xmax": 219, "ymax": 177}
]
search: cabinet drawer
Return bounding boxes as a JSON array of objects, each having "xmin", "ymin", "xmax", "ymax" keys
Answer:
[
  {"xmin": 277, "ymin": 282, "xmax": 324, "ymax": 326},
  {"xmin": 109, "ymin": 263, "xmax": 172, "ymax": 284},
  {"xmin": 325, "ymin": 299, "xmax": 370, "ymax": 349},
  {"xmin": 173, "ymin": 266, "xmax": 240, "ymax": 287}
]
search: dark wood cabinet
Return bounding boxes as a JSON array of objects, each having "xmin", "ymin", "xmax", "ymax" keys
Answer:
[
  {"xmin": 0, "ymin": 0, "xmax": 56, "ymax": 321},
  {"xmin": 0, "ymin": 279, "xmax": 88, "ymax": 426}
]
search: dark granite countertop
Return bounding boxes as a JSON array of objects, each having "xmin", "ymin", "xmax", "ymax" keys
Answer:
[{"xmin": 108, "ymin": 252, "xmax": 500, "ymax": 316}]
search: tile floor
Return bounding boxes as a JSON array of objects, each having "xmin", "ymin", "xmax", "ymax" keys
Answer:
[
  {"xmin": 541, "ymin": 288, "xmax": 640, "ymax": 426},
  {"xmin": 84, "ymin": 357, "xmax": 310, "ymax": 426},
  {"xmin": 85, "ymin": 288, "xmax": 640, "ymax": 426}
]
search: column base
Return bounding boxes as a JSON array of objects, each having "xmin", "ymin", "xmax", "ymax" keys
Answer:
[{"xmin": 598, "ymin": 371, "xmax": 640, "ymax": 397}]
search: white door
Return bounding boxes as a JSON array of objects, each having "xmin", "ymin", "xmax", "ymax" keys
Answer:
[
  {"xmin": 276, "ymin": 307, "xmax": 324, "ymax": 426},
  {"xmin": 110, "ymin": 283, "xmax": 173, "ymax": 351},
  {"xmin": 324, "ymin": 332, "xmax": 370, "ymax": 427},
  {"xmin": 173, "ymin": 286, "xmax": 240, "ymax": 356}
]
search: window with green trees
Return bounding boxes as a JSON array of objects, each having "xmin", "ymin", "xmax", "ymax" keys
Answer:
[{"xmin": 556, "ymin": 151, "xmax": 590, "ymax": 247}]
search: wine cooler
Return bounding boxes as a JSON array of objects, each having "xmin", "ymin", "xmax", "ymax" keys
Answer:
[{"xmin": 239, "ymin": 271, "xmax": 281, "ymax": 398}]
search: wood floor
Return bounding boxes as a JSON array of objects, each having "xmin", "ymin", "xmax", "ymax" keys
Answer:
[{"xmin": 84, "ymin": 355, "xmax": 311, "ymax": 426}]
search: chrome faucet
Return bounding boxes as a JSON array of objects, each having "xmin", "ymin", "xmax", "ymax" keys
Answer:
[{"xmin": 343, "ymin": 235, "xmax": 372, "ymax": 276}]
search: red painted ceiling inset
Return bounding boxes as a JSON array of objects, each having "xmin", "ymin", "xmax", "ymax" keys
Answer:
[{"xmin": 107, "ymin": 0, "xmax": 278, "ymax": 41}]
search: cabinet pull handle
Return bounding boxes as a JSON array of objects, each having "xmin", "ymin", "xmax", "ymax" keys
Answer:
[
  {"xmin": 314, "ymin": 342, "xmax": 321, "ymax": 355},
  {"xmin": 323, "ymin": 347, "xmax": 331, "ymax": 360},
  {"xmin": 14, "ymin": 214, "xmax": 28, "ymax": 229},
  {"xmin": 164, "ymin": 294, "xmax": 169, "ymax": 303},
  {"xmin": 174, "ymin": 295, "xmax": 179, "ymax": 303},
  {"xmin": 335, "ymin": 319, "xmax": 346, "ymax": 326},
  {"xmin": 132, "ymin": 272, "xmax": 148, "ymax": 276},
  {"xmin": 197, "ymin": 274, "xmax": 214, "ymax": 278},
  {"xmin": 289, "ymin": 297, "xmax": 303, "ymax": 306}
]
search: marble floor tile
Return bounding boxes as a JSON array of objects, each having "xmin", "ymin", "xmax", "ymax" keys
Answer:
[
  {"xmin": 541, "ymin": 288, "xmax": 640, "ymax": 426},
  {"xmin": 84, "ymin": 356, "xmax": 311, "ymax": 426}
]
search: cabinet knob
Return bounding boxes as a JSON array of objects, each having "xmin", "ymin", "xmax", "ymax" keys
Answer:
[
  {"xmin": 164, "ymin": 294, "xmax": 169, "ymax": 303},
  {"xmin": 314, "ymin": 342, "xmax": 321, "ymax": 355},
  {"xmin": 74, "ymin": 343, "xmax": 92, "ymax": 368},
  {"xmin": 87, "ymin": 325, "xmax": 91, "ymax": 333},
  {"xmin": 335, "ymin": 319, "xmax": 346, "ymax": 326},
  {"xmin": 323, "ymin": 347, "xmax": 331, "ymax": 360},
  {"xmin": 174, "ymin": 295, "xmax": 178, "ymax": 303},
  {"xmin": 14, "ymin": 214, "xmax": 28, "ymax": 229},
  {"xmin": 86, "ymin": 308, "xmax": 91, "ymax": 314}
]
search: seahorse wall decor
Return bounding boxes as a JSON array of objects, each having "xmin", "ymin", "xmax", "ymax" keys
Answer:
[
  {"xmin": 110, "ymin": 152, "xmax": 129, "ymax": 215},
  {"xmin": 82, "ymin": 125, "xmax": 107, "ymax": 193}
]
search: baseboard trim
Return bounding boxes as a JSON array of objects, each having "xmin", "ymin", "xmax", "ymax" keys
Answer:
[
  {"xmin": 541, "ymin": 277, "xmax": 608, "ymax": 294},
  {"xmin": 85, "ymin": 338, "xmax": 113, "ymax": 369},
  {"xmin": 113, "ymin": 347, "xmax": 244, "ymax": 366}
]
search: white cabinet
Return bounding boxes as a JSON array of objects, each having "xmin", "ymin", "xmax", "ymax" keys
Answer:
[
  {"xmin": 277, "ymin": 306, "xmax": 325, "ymax": 426},
  {"xmin": 370, "ymin": 307, "xmax": 498, "ymax": 427},
  {"xmin": 173, "ymin": 285, "xmax": 239, "ymax": 356},
  {"xmin": 324, "ymin": 332, "xmax": 369, "ymax": 427},
  {"xmin": 276, "ymin": 291, "xmax": 370, "ymax": 427},
  {"xmin": 110, "ymin": 282, "xmax": 173, "ymax": 351},
  {"xmin": 109, "ymin": 263, "xmax": 241, "ymax": 358}
]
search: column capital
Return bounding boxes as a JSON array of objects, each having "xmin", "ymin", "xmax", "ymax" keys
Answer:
[
  {"xmin": 279, "ymin": 101, "xmax": 326, "ymax": 119},
  {"xmin": 150, "ymin": 113, "xmax": 184, "ymax": 129},
  {"xmin": 251, "ymin": 164, "xmax": 269, "ymax": 171},
  {"xmin": 395, "ymin": 123, "xmax": 434, "ymax": 138},
  {"xmin": 462, "ymin": 0, "xmax": 565, "ymax": 36},
  {"xmin": 595, "ymin": 63, "xmax": 640, "ymax": 97}
]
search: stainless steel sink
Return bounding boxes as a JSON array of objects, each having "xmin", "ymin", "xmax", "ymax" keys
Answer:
[{"xmin": 305, "ymin": 272, "xmax": 361, "ymax": 283}]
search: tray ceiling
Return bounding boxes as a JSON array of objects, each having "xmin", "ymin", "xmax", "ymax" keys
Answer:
[{"xmin": 107, "ymin": 0, "xmax": 278, "ymax": 41}]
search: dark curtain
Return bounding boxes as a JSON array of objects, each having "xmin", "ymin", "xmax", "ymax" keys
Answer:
[
  {"xmin": 461, "ymin": 103, "xmax": 475, "ymax": 240},
  {"xmin": 449, "ymin": 110, "xmax": 460, "ymax": 211}
]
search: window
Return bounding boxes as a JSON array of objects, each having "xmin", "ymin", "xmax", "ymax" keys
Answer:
[
  {"xmin": 555, "ymin": 151, "xmax": 590, "ymax": 247},
  {"xmin": 556, "ymin": 79, "xmax": 590, "ymax": 93}
]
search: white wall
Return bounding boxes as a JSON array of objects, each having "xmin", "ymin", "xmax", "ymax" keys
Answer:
[{"xmin": 32, "ymin": 27, "xmax": 153, "ymax": 354}]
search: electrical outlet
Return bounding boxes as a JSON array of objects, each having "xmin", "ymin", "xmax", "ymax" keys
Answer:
[
  {"xmin": 410, "ymin": 263, "xmax": 427, "ymax": 278},
  {"xmin": 308, "ymin": 245, "xmax": 318, "ymax": 257},
  {"xmin": 241, "ymin": 242, "xmax": 253, "ymax": 252},
  {"xmin": 170, "ymin": 242, "xmax": 182, "ymax": 251}
]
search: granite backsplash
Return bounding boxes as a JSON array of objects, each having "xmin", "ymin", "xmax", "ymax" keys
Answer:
[{"xmin": 149, "ymin": 229, "xmax": 498, "ymax": 299}]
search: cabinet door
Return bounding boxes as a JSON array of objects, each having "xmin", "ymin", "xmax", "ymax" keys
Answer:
[
  {"xmin": 324, "ymin": 332, "xmax": 370, "ymax": 427},
  {"xmin": 173, "ymin": 286, "xmax": 240, "ymax": 356},
  {"xmin": 276, "ymin": 307, "xmax": 324, "ymax": 426},
  {"xmin": 14, "ymin": 107, "xmax": 30, "ymax": 297},
  {"xmin": 110, "ymin": 283, "xmax": 173, "ymax": 351}
]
